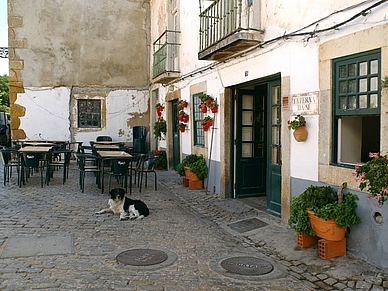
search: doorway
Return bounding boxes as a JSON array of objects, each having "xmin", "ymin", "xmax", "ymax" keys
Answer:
[{"xmin": 233, "ymin": 78, "xmax": 282, "ymax": 216}]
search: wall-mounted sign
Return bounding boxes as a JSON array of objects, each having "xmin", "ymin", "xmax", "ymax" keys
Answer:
[{"xmin": 291, "ymin": 91, "xmax": 318, "ymax": 115}]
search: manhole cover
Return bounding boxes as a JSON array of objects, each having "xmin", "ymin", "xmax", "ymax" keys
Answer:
[
  {"xmin": 220, "ymin": 256, "xmax": 273, "ymax": 276},
  {"xmin": 116, "ymin": 249, "xmax": 168, "ymax": 266},
  {"xmin": 228, "ymin": 218, "xmax": 268, "ymax": 233}
]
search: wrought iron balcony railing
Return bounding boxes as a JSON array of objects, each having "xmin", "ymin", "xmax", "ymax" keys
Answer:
[
  {"xmin": 199, "ymin": 0, "xmax": 263, "ymax": 60},
  {"xmin": 152, "ymin": 30, "xmax": 180, "ymax": 83}
]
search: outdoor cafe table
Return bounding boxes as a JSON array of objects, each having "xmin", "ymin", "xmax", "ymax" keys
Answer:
[
  {"xmin": 18, "ymin": 146, "xmax": 53, "ymax": 153},
  {"xmin": 93, "ymin": 144, "xmax": 120, "ymax": 150},
  {"xmin": 97, "ymin": 150, "xmax": 132, "ymax": 193},
  {"xmin": 22, "ymin": 142, "xmax": 57, "ymax": 147}
]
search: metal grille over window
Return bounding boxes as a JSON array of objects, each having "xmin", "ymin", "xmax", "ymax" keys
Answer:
[{"xmin": 78, "ymin": 100, "xmax": 101, "ymax": 128}]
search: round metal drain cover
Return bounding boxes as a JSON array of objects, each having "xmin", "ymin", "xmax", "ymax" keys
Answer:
[
  {"xmin": 116, "ymin": 249, "xmax": 168, "ymax": 266},
  {"xmin": 220, "ymin": 256, "xmax": 273, "ymax": 276}
]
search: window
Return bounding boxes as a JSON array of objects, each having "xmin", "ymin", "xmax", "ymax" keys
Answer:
[
  {"xmin": 78, "ymin": 99, "xmax": 101, "ymax": 128},
  {"xmin": 193, "ymin": 93, "xmax": 205, "ymax": 146},
  {"xmin": 333, "ymin": 49, "xmax": 381, "ymax": 165}
]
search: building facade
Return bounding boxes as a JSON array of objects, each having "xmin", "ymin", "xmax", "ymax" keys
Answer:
[{"xmin": 7, "ymin": 0, "xmax": 388, "ymax": 269}]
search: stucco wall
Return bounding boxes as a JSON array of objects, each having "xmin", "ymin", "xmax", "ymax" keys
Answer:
[{"xmin": 8, "ymin": 0, "xmax": 151, "ymax": 143}]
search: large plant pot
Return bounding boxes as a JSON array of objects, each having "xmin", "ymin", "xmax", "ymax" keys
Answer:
[
  {"xmin": 306, "ymin": 210, "xmax": 347, "ymax": 241},
  {"xmin": 184, "ymin": 166, "xmax": 200, "ymax": 181},
  {"xmin": 293, "ymin": 127, "xmax": 308, "ymax": 142}
]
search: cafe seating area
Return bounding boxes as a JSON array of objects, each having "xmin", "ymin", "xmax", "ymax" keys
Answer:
[{"xmin": 1, "ymin": 137, "xmax": 159, "ymax": 195}]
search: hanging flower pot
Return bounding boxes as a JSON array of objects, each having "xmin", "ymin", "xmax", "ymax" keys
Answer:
[
  {"xmin": 201, "ymin": 107, "xmax": 207, "ymax": 113},
  {"xmin": 206, "ymin": 119, "xmax": 213, "ymax": 127},
  {"xmin": 156, "ymin": 109, "xmax": 162, "ymax": 117},
  {"xmin": 177, "ymin": 122, "xmax": 187, "ymax": 133},
  {"xmin": 211, "ymin": 106, "xmax": 218, "ymax": 113},
  {"xmin": 182, "ymin": 116, "xmax": 189, "ymax": 123},
  {"xmin": 293, "ymin": 126, "xmax": 308, "ymax": 142},
  {"xmin": 203, "ymin": 125, "xmax": 209, "ymax": 132},
  {"xmin": 205, "ymin": 99, "xmax": 212, "ymax": 107}
]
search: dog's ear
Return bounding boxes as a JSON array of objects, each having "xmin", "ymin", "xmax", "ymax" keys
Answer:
[{"xmin": 109, "ymin": 189, "xmax": 117, "ymax": 199}]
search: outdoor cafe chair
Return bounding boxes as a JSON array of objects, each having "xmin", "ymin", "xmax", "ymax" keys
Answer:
[
  {"xmin": 0, "ymin": 147, "xmax": 20, "ymax": 186},
  {"xmin": 135, "ymin": 154, "xmax": 158, "ymax": 192},
  {"xmin": 75, "ymin": 152, "xmax": 101, "ymax": 193},
  {"xmin": 96, "ymin": 135, "xmax": 112, "ymax": 142},
  {"xmin": 19, "ymin": 152, "xmax": 48, "ymax": 188},
  {"xmin": 46, "ymin": 147, "xmax": 73, "ymax": 185},
  {"xmin": 107, "ymin": 157, "xmax": 132, "ymax": 194}
]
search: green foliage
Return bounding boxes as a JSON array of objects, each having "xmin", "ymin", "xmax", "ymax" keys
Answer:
[
  {"xmin": 355, "ymin": 153, "xmax": 388, "ymax": 206},
  {"xmin": 0, "ymin": 75, "xmax": 9, "ymax": 108},
  {"xmin": 153, "ymin": 117, "xmax": 167, "ymax": 140},
  {"xmin": 287, "ymin": 114, "xmax": 306, "ymax": 130},
  {"xmin": 189, "ymin": 157, "xmax": 208, "ymax": 180},
  {"xmin": 177, "ymin": 154, "xmax": 208, "ymax": 180},
  {"xmin": 288, "ymin": 185, "xmax": 361, "ymax": 236},
  {"xmin": 151, "ymin": 150, "xmax": 167, "ymax": 169}
]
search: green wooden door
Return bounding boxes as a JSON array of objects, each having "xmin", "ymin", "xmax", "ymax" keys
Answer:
[
  {"xmin": 235, "ymin": 88, "xmax": 266, "ymax": 198},
  {"xmin": 266, "ymin": 80, "xmax": 282, "ymax": 216},
  {"xmin": 172, "ymin": 99, "xmax": 180, "ymax": 170}
]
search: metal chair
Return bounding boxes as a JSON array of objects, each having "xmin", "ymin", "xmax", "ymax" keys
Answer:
[
  {"xmin": 96, "ymin": 135, "xmax": 112, "ymax": 142},
  {"xmin": 75, "ymin": 152, "xmax": 101, "ymax": 193},
  {"xmin": 46, "ymin": 147, "xmax": 73, "ymax": 184},
  {"xmin": 107, "ymin": 157, "xmax": 132, "ymax": 194},
  {"xmin": 19, "ymin": 152, "xmax": 48, "ymax": 188},
  {"xmin": 0, "ymin": 147, "xmax": 20, "ymax": 186},
  {"xmin": 136, "ymin": 155, "xmax": 158, "ymax": 192}
]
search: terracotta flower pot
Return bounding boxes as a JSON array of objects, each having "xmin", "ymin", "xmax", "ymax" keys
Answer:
[
  {"xmin": 184, "ymin": 166, "xmax": 200, "ymax": 181},
  {"xmin": 205, "ymin": 100, "xmax": 212, "ymax": 107},
  {"xmin": 182, "ymin": 117, "xmax": 189, "ymax": 123},
  {"xmin": 293, "ymin": 126, "xmax": 308, "ymax": 142},
  {"xmin": 179, "ymin": 127, "xmax": 185, "ymax": 133},
  {"xmin": 206, "ymin": 120, "xmax": 213, "ymax": 127},
  {"xmin": 306, "ymin": 210, "xmax": 347, "ymax": 241},
  {"xmin": 203, "ymin": 125, "xmax": 209, "ymax": 132},
  {"xmin": 201, "ymin": 107, "xmax": 207, "ymax": 113},
  {"xmin": 156, "ymin": 110, "xmax": 162, "ymax": 117},
  {"xmin": 211, "ymin": 106, "xmax": 218, "ymax": 113}
]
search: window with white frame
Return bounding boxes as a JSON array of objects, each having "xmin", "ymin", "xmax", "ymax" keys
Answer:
[{"xmin": 333, "ymin": 49, "xmax": 381, "ymax": 165}]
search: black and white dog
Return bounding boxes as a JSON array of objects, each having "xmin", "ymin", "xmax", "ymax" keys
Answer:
[{"xmin": 96, "ymin": 188, "xmax": 149, "ymax": 221}]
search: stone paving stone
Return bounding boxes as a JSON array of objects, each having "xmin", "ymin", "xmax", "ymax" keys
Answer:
[{"xmin": 0, "ymin": 163, "xmax": 388, "ymax": 290}]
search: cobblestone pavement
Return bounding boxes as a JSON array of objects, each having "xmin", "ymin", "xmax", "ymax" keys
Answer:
[{"xmin": 0, "ymin": 161, "xmax": 387, "ymax": 290}]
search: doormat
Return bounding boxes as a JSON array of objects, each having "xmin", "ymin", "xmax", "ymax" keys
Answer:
[
  {"xmin": 0, "ymin": 234, "xmax": 73, "ymax": 258},
  {"xmin": 228, "ymin": 217, "xmax": 268, "ymax": 233}
]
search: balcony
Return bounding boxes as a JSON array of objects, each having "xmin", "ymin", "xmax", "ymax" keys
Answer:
[
  {"xmin": 152, "ymin": 30, "xmax": 180, "ymax": 84},
  {"xmin": 198, "ymin": 0, "xmax": 264, "ymax": 61}
]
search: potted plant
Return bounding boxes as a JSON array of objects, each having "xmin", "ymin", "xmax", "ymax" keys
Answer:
[
  {"xmin": 177, "ymin": 154, "xmax": 208, "ymax": 189},
  {"xmin": 201, "ymin": 120, "xmax": 209, "ymax": 132},
  {"xmin": 155, "ymin": 103, "xmax": 164, "ymax": 117},
  {"xmin": 199, "ymin": 93, "xmax": 214, "ymax": 105},
  {"xmin": 178, "ymin": 110, "xmax": 189, "ymax": 123},
  {"xmin": 203, "ymin": 116, "xmax": 213, "ymax": 127},
  {"xmin": 152, "ymin": 150, "xmax": 167, "ymax": 170},
  {"xmin": 210, "ymin": 100, "xmax": 218, "ymax": 113},
  {"xmin": 153, "ymin": 117, "xmax": 167, "ymax": 140},
  {"xmin": 289, "ymin": 184, "xmax": 362, "ymax": 241},
  {"xmin": 354, "ymin": 152, "xmax": 388, "ymax": 206},
  {"xmin": 198, "ymin": 102, "xmax": 207, "ymax": 113},
  {"xmin": 287, "ymin": 114, "xmax": 307, "ymax": 142},
  {"xmin": 177, "ymin": 122, "xmax": 187, "ymax": 133},
  {"xmin": 177, "ymin": 100, "xmax": 188, "ymax": 110}
]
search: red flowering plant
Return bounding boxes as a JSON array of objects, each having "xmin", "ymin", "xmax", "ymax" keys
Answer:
[
  {"xmin": 287, "ymin": 114, "xmax": 306, "ymax": 130},
  {"xmin": 354, "ymin": 152, "xmax": 388, "ymax": 206}
]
